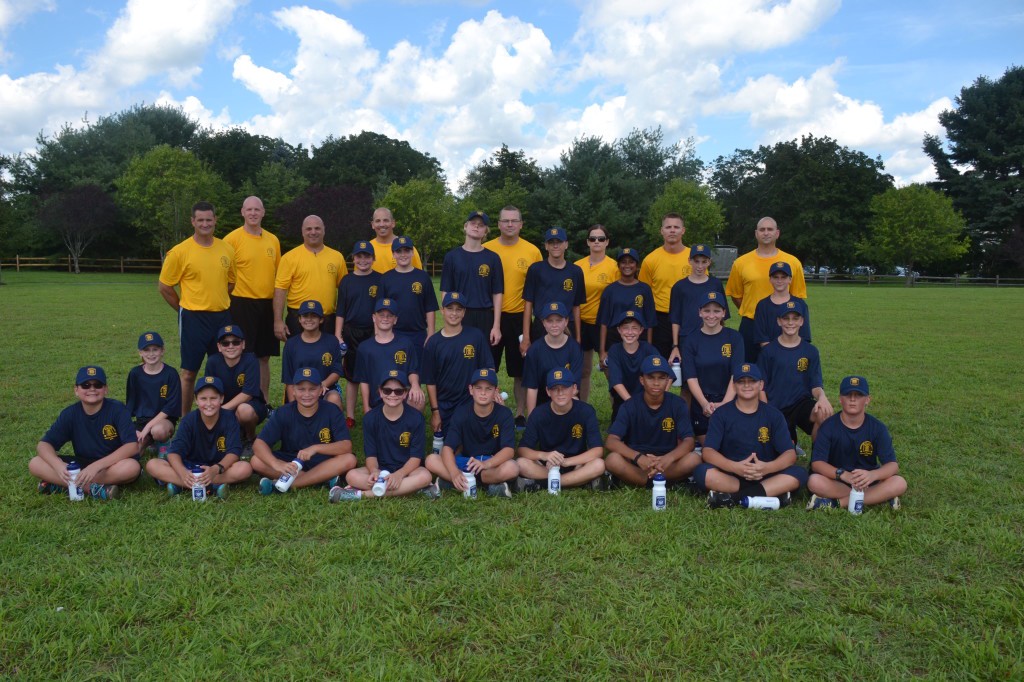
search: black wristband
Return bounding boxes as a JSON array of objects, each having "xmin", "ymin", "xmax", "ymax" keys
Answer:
[
  {"xmin": 217, "ymin": 463, "xmax": 225, "ymax": 474},
  {"xmin": 632, "ymin": 453, "xmax": 643, "ymax": 466}
]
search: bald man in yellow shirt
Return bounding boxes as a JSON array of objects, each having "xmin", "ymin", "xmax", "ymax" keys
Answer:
[
  {"xmin": 368, "ymin": 207, "xmax": 423, "ymax": 273},
  {"xmin": 273, "ymin": 215, "xmax": 348, "ymax": 341}
]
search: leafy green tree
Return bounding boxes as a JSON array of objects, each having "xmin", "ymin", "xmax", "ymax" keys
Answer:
[
  {"xmin": 459, "ymin": 177, "xmax": 531, "ymax": 231},
  {"xmin": 194, "ymin": 128, "xmax": 307, "ymax": 190},
  {"xmin": 273, "ymin": 184, "xmax": 373, "ymax": 253},
  {"xmin": 379, "ymin": 178, "xmax": 462, "ymax": 263},
  {"xmin": 858, "ymin": 184, "xmax": 969, "ymax": 285},
  {"xmin": 238, "ymin": 162, "xmax": 310, "ymax": 230},
  {"xmin": 458, "ymin": 144, "xmax": 542, "ymax": 196},
  {"xmin": 645, "ymin": 179, "xmax": 725, "ymax": 247},
  {"xmin": 115, "ymin": 145, "xmax": 230, "ymax": 256},
  {"xmin": 923, "ymin": 65, "xmax": 1024, "ymax": 274},
  {"xmin": 305, "ymin": 131, "xmax": 443, "ymax": 191},
  {"xmin": 36, "ymin": 185, "xmax": 118, "ymax": 273}
]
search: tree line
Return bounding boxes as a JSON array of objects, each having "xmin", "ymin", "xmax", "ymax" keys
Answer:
[{"xmin": 2, "ymin": 65, "xmax": 1020, "ymax": 276}]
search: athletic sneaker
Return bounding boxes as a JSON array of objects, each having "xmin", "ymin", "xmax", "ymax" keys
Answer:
[
  {"xmin": 516, "ymin": 476, "xmax": 540, "ymax": 494},
  {"xmin": 167, "ymin": 482, "xmax": 181, "ymax": 496},
  {"xmin": 241, "ymin": 441, "xmax": 254, "ymax": 461},
  {"xmin": 778, "ymin": 492, "xmax": 792, "ymax": 508},
  {"xmin": 486, "ymin": 482, "xmax": 512, "ymax": 499},
  {"xmin": 419, "ymin": 480, "xmax": 441, "ymax": 500},
  {"xmin": 514, "ymin": 415, "xmax": 526, "ymax": 432},
  {"xmin": 437, "ymin": 478, "xmax": 455, "ymax": 491},
  {"xmin": 89, "ymin": 483, "xmax": 120, "ymax": 500},
  {"xmin": 326, "ymin": 475, "xmax": 340, "ymax": 489},
  {"xmin": 37, "ymin": 481, "xmax": 62, "ymax": 495},
  {"xmin": 707, "ymin": 491, "xmax": 736, "ymax": 509},
  {"xmin": 213, "ymin": 484, "xmax": 229, "ymax": 500},
  {"xmin": 259, "ymin": 477, "xmax": 275, "ymax": 496},
  {"xmin": 889, "ymin": 496, "xmax": 901, "ymax": 511},
  {"xmin": 694, "ymin": 445, "xmax": 703, "ymax": 456},
  {"xmin": 156, "ymin": 441, "xmax": 170, "ymax": 459},
  {"xmin": 329, "ymin": 485, "xmax": 362, "ymax": 502},
  {"xmin": 806, "ymin": 494, "xmax": 839, "ymax": 510},
  {"xmin": 346, "ymin": 417, "xmax": 356, "ymax": 429}
]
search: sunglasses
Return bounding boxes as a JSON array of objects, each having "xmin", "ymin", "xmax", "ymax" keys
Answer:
[
  {"xmin": 588, "ymin": 236, "xmax": 608, "ymax": 243},
  {"xmin": 218, "ymin": 338, "xmax": 243, "ymax": 346},
  {"xmin": 79, "ymin": 381, "xmax": 105, "ymax": 390},
  {"xmin": 380, "ymin": 387, "xmax": 408, "ymax": 396}
]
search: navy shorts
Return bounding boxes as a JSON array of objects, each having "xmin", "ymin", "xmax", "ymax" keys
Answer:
[
  {"xmin": 493, "ymin": 311, "xmax": 526, "ymax": 378},
  {"xmin": 692, "ymin": 462, "xmax": 809, "ymax": 491},
  {"xmin": 781, "ymin": 397, "xmax": 816, "ymax": 439},
  {"xmin": 738, "ymin": 317, "xmax": 760, "ymax": 364},
  {"xmin": 341, "ymin": 324, "xmax": 374, "ymax": 381},
  {"xmin": 272, "ymin": 450, "xmax": 331, "ymax": 471},
  {"xmin": 229, "ymin": 296, "xmax": 280, "ymax": 358},
  {"xmin": 652, "ymin": 311, "xmax": 674, "ymax": 359},
  {"xmin": 243, "ymin": 399, "xmax": 269, "ymax": 424},
  {"xmin": 179, "ymin": 308, "xmax": 232, "ymax": 372},
  {"xmin": 456, "ymin": 454, "xmax": 492, "ymax": 471},
  {"xmin": 580, "ymin": 321, "xmax": 601, "ymax": 352},
  {"xmin": 134, "ymin": 416, "xmax": 179, "ymax": 431}
]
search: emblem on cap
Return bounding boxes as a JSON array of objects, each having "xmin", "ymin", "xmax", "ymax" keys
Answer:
[
  {"xmin": 306, "ymin": 302, "xmax": 314, "ymax": 309},
  {"xmin": 225, "ymin": 325, "xmax": 233, "ymax": 332},
  {"xmin": 708, "ymin": 292, "xmax": 717, "ymax": 300},
  {"xmin": 204, "ymin": 377, "xmax": 214, "ymax": 384},
  {"xmin": 626, "ymin": 311, "xmax": 635, "ymax": 317},
  {"xmin": 742, "ymin": 364, "xmax": 750, "ymax": 372},
  {"xmin": 145, "ymin": 333, "xmax": 153, "ymax": 341},
  {"xmin": 550, "ymin": 303, "xmax": 557, "ymax": 310},
  {"xmin": 851, "ymin": 378, "xmax": 860, "ymax": 386},
  {"xmin": 554, "ymin": 370, "xmax": 563, "ymax": 379},
  {"xmin": 652, "ymin": 358, "xmax": 662, "ymax": 366},
  {"xmin": 786, "ymin": 301, "xmax": 795, "ymax": 309},
  {"xmin": 87, "ymin": 367, "xmax": 96, "ymax": 376},
  {"xmin": 389, "ymin": 369, "xmax": 398, "ymax": 377},
  {"xmin": 302, "ymin": 368, "xmax": 312, "ymax": 378}
]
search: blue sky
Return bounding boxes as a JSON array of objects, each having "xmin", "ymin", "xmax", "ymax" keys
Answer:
[{"xmin": 1, "ymin": 0, "xmax": 1021, "ymax": 188}]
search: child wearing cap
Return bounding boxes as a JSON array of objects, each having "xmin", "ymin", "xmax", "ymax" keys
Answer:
[
  {"xmin": 334, "ymin": 240, "xmax": 383, "ymax": 428},
  {"xmin": 204, "ymin": 325, "xmax": 268, "ymax": 453},
  {"xmin": 426, "ymin": 368, "xmax": 519, "ymax": 498},
  {"xmin": 596, "ymin": 247, "xmax": 656, "ymax": 367},
  {"xmin": 807, "ymin": 376, "xmax": 907, "ymax": 510},
  {"xmin": 330, "ymin": 370, "xmax": 433, "ymax": 501},
  {"xmin": 125, "ymin": 331, "xmax": 181, "ymax": 456},
  {"xmin": 604, "ymin": 356, "xmax": 700, "ymax": 487},
  {"xmin": 521, "ymin": 227, "xmax": 586, "ymax": 355},
  {"xmin": 757, "ymin": 299, "xmax": 833, "ymax": 449},
  {"xmin": 144, "ymin": 376, "xmax": 253, "ymax": 498},
  {"xmin": 422, "ymin": 291, "xmax": 495, "ymax": 444},
  {"xmin": 380, "ymin": 236, "xmax": 438, "ymax": 350},
  {"xmin": 681, "ymin": 292, "xmax": 745, "ymax": 445},
  {"xmin": 516, "ymin": 368, "xmax": 605, "ymax": 491},
  {"xmin": 604, "ymin": 310, "xmax": 659, "ymax": 424},
  {"xmin": 31, "ymin": 365, "xmax": 140, "ymax": 500},
  {"xmin": 281, "ymin": 300, "xmax": 344, "ymax": 410},
  {"xmin": 252, "ymin": 368, "xmax": 357, "ymax": 495},
  {"xmin": 441, "ymin": 212, "xmax": 505, "ymax": 349},
  {"xmin": 522, "ymin": 301, "xmax": 584, "ymax": 416},
  {"xmin": 697, "ymin": 363, "xmax": 807, "ymax": 509},
  {"xmin": 353, "ymin": 297, "xmax": 424, "ymax": 414},
  {"xmin": 668, "ymin": 244, "xmax": 729, "ymax": 363},
  {"xmin": 752, "ymin": 261, "xmax": 812, "ymax": 350}
]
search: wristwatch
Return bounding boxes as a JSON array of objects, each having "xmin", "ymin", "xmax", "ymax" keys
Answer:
[{"xmin": 834, "ymin": 468, "xmax": 845, "ymax": 481}]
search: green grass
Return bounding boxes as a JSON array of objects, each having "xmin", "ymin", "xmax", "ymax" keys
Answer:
[{"xmin": 1, "ymin": 272, "xmax": 1023, "ymax": 679}]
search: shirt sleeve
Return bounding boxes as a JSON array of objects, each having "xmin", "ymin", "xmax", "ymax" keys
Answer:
[
  {"xmin": 522, "ymin": 265, "xmax": 537, "ymax": 305},
  {"xmin": 573, "ymin": 269, "xmax": 586, "ymax": 308},
  {"xmin": 162, "ymin": 368, "xmax": 182, "ymax": 417},
  {"xmin": 241, "ymin": 355, "xmax": 261, "ymax": 398},
  {"xmin": 362, "ymin": 411, "xmax": 380, "ymax": 460},
  {"xmin": 169, "ymin": 413, "xmax": 195, "ymax": 459},
  {"xmin": 497, "ymin": 409, "xmax": 515, "ymax": 450},
  {"xmin": 407, "ymin": 412, "xmax": 426, "ymax": 462},
  {"xmin": 440, "ymin": 251, "xmax": 455, "ymax": 293},
  {"xmin": 329, "ymin": 405, "xmax": 351, "ymax": 444},
  {"xmin": 583, "ymin": 408, "xmax": 602, "ymax": 449},
  {"xmin": 491, "ymin": 254, "xmax": 504, "ymax": 294},
  {"xmin": 606, "ymin": 347, "xmax": 624, "ymax": 388},
  {"xmin": 158, "ymin": 247, "xmax": 183, "ymax": 288},
  {"xmin": 256, "ymin": 409, "xmax": 282, "ymax": 447},
  {"xmin": 422, "ymin": 272, "xmax": 439, "ymax": 312},
  {"xmin": 41, "ymin": 407, "xmax": 73, "ymax": 449},
  {"xmin": 669, "ymin": 282, "xmax": 683, "ymax": 326}
]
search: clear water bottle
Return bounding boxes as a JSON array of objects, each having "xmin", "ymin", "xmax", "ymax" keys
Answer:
[
  {"xmin": 431, "ymin": 431, "xmax": 444, "ymax": 454},
  {"xmin": 671, "ymin": 359, "xmax": 683, "ymax": 387},
  {"xmin": 275, "ymin": 459, "xmax": 304, "ymax": 492},
  {"xmin": 740, "ymin": 496, "xmax": 780, "ymax": 510},
  {"xmin": 191, "ymin": 464, "xmax": 206, "ymax": 502},
  {"xmin": 338, "ymin": 341, "xmax": 348, "ymax": 357},
  {"xmin": 547, "ymin": 465, "xmax": 561, "ymax": 495},
  {"xmin": 652, "ymin": 473, "xmax": 667, "ymax": 510},
  {"xmin": 848, "ymin": 487, "xmax": 865, "ymax": 515},
  {"xmin": 372, "ymin": 469, "xmax": 390, "ymax": 497},
  {"xmin": 463, "ymin": 471, "xmax": 477, "ymax": 499},
  {"xmin": 67, "ymin": 461, "xmax": 84, "ymax": 502}
]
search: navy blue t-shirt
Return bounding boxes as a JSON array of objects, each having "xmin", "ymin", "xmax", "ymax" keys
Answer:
[
  {"xmin": 363, "ymin": 404, "xmax": 425, "ymax": 471},
  {"xmin": 596, "ymin": 280, "xmax": 657, "ymax": 330},
  {"xmin": 205, "ymin": 351, "xmax": 264, "ymax": 403},
  {"xmin": 380, "ymin": 268, "xmax": 439, "ymax": 333},
  {"xmin": 337, "ymin": 271, "xmax": 383, "ymax": 328},
  {"xmin": 519, "ymin": 400, "xmax": 602, "ymax": 456},
  {"xmin": 42, "ymin": 398, "xmax": 137, "ymax": 463},
  {"xmin": 257, "ymin": 400, "xmax": 350, "ymax": 456},
  {"xmin": 281, "ymin": 332, "xmax": 344, "ymax": 385},
  {"xmin": 421, "ymin": 327, "xmax": 495, "ymax": 414},
  {"xmin": 353, "ymin": 335, "xmax": 421, "ymax": 409},
  {"xmin": 125, "ymin": 364, "xmax": 181, "ymax": 420},
  {"xmin": 522, "ymin": 336, "xmax": 584, "ymax": 394},
  {"xmin": 169, "ymin": 408, "xmax": 242, "ymax": 465},
  {"xmin": 669, "ymin": 276, "xmax": 729, "ymax": 343},
  {"xmin": 444, "ymin": 403, "xmax": 515, "ymax": 458},
  {"xmin": 523, "ymin": 260, "xmax": 586, "ymax": 319},
  {"xmin": 753, "ymin": 294, "xmax": 812, "ymax": 345},
  {"xmin": 812, "ymin": 413, "xmax": 896, "ymax": 472},
  {"xmin": 606, "ymin": 340, "xmax": 659, "ymax": 396},
  {"xmin": 757, "ymin": 339, "xmax": 823, "ymax": 410},
  {"xmin": 704, "ymin": 401, "xmax": 792, "ymax": 463},
  {"xmin": 440, "ymin": 248, "xmax": 504, "ymax": 309},
  {"xmin": 608, "ymin": 393, "xmax": 693, "ymax": 455},
  {"xmin": 682, "ymin": 327, "xmax": 745, "ymax": 399}
]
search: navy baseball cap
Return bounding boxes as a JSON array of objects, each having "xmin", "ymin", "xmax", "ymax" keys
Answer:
[
  {"xmin": 546, "ymin": 368, "xmax": 576, "ymax": 388},
  {"xmin": 840, "ymin": 375, "xmax": 870, "ymax": 396},
  {"xmin": 352, "ymin": 241, "xmax": 374, "ymax": 257},
  {"xmin": 380, "ymin": 368, "xmax": 410, "ymax": 388},
  {"xmin": 442, "ymin": 291, "xmax": 466, "ymax": 307},
  {"xmin": 216, "ymin": 324, "xmax": 245, "ymax": 341},
  {"xmin": 699, "ymin": 291, "xmax": 726, "ymax": 309},
  {"xmin": 470, "ymin": 368, "xmax": 498, "ymax": 386},
  {"xmin": 776, "ymin": 298, "xmax": 808, "ymax": 318},
  {"xmin": 76, "ymin": 365, "xmax": 107, "ymax": 386},
  {"xmin": 690, "ymin": 244, "xmax": 712, "ymax": 259},
  {"xmin": 137, "ymin": 331, "xmax": 164, "ymax": 349},
  {"xmin": 640, "ymin": 355, "xmax": 671, "ymax": 376},
  {"xmin": 292, "ymin": 367, "xmax": 320, "ymax": 385},
  {"xmin": 539, "ymin": 301, "xmax": 569, "ymax": 319},
  {"xmin": 298, "ymin": 300, "xmax": 324, "ymax": 317},
  {"xmin": 391, "ymin": 235, "xmax": 415, "ymax": 251},
  {"xmin": 617, "ymin": 247, "xmax": 640, "ymax": 262},
  {"xmin": 544, "ymin": 227, "xmax": 567, "ymax": 242},
  {"xmin": 612, "ymin": 309, "xmax": 644, "ymax": 328},
  {"xmin": 195, "ymin": 376, "xmax": 225, "ymax": 394},
  {"xmin": 466, "ymin": 211, "xmax": 490, "ymax": 226},
  {"xmin": 734, "ymin": 363, "xmax": 762, "ymax": 381},
  {"xmin": 769, "ymin": 261, "xmax": 793, "ymax": 277},
  {"xmin": 374, "ymin": 297, "xmax": 397, "ymax": 313}
]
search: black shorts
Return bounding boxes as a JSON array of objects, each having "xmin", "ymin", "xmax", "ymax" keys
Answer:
[
  {"xmin": 652, "ymin": 311, "xmax": 674, "ymax": 359},
  {"xmin": 580, "ymin": 321, "xmax": 600, "ymax": 352},
  {"xmin": 494, "ymin": 311, "xmax": 526, "ymax": 378},
  {"xmin": 285, "ymin": 308, "xmax": 337, "ymax": 340},
  {"xmin": 229, "ymin": 296, "xmax": 280, "ymax": 358},
  {"xmin": 463, "ymin": 308, "xmax": 495, "ymax": 339},
  {"xmin": 738, "ymin": 317, "xmax": 760, "ymax": 364},
  {"xmin": 134, "ymin": 416, "xmax": 179, "ymax": 431},
  {"xmin": 781, "ymin": 397, "xmax": 816, "ymax": 439},
  {"xmin": 341, "ymin": 324, "xmax": 374, "ymax": 381}
]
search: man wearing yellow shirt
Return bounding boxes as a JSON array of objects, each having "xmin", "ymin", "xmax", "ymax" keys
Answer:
[
  {"xmin": 484, "ymin": 205, "xmax": 542, "ymax": 429},
  {"xmin": 273, "ymin": 215, "xmax": 348, "ymax": 341},
  {"xmin": 369, "ymin": 207, "xmax": 423, "ymax": 273},
  {"xmin": 725, "ymin": 216, "xmax": 806, "ymax": 363},
  {"xmin": 224, "ymin": 196, "xmax": 281, "ymax": 401},
  {"xmin": 158, "ymin": 201, "xmax": 236, "ymax": 414},
  {"xmin": 639, "ymin": 213, "xmax": 691, "ymax": 358}
]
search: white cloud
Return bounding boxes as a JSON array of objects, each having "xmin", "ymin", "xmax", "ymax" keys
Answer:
[
  {"xmin": 0, "ymin": 0, "xmax": 55, "ymax": 61},
  {"xmin": 155, "ymin": 91, "xmax": 233, "ymax": 131}
]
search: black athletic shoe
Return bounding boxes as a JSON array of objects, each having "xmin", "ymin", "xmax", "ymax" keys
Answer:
[
  {"xmin": 514, "ymin": 415, "xmax": 526, "ymax": 432},
  {"xmin": 707, "ymin": 491, "xmax": 736, "ymax": 509}
]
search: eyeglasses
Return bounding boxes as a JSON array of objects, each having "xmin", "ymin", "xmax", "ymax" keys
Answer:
[
  {"xmin": 79, "ymin": 381, "xmax": 105, "ymax": 390},
  {"xmin": 588, "ymin": 236, "xmax": 608, "ymax": 243},
  {"xmin": 219, "ymin": 339, "xmax": 243, "ymax": 346},
  {"xmin": 380, "ymin": 387, "xmax": 408, "ymax": 396},
  {"xmin": 498, "ymin": 219, "xmax": 522, "ymax": 225}
]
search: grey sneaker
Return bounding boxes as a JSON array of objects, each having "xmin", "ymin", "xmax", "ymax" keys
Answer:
[
  {"xmin": 516, "ymin": 476, "xmax": 540, "ymax": 494},
  {"xmin": 419, "ymin": 480, "xmax": 441, "ymax": 500},
  {"xmin": 486, "ymin": 482, "xmax": 512, "ymax": 498},
  {"xmin": 90, "ymin": 483, "xmax": 120, "ymax": 500},
  {"xmin": 806, "ymin": 494, "xmax": 839, "ymax": 510},
  {"xmin": 329, "ymin": 485, "xmax": 362, "ymax": 502},
  {"xmin": 707, "ymin": 491, "xmax": 735, "ymax": 509}
]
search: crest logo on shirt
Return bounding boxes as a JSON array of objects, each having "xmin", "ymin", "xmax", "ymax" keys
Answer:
[
  {"xmin": 516, "ymin": 258, "xmax": 528, "ymax": 271},
  {"xmin": 220, "ymin": 256, "xmax": 230, "ymax": 269},
  {"xmin": 321, "ymin": 353, "xmax": 333, "ymax": 367},
  {"xmin": 319, "ymin": 428, "xmax": 332, "ymax": 444},
  {"xmin": 597, "ymin": 273, "xmax": 609, "ymax": 284},
  {"xmin": 394, "ymin": 350, "xmax": 408, "ymax": 365},
  {"xmin": 563, "ymin": 279, "xmax": 573, "ymax": 292},
  {"xmin": 478, "ymin": 264, "xmax": 490, "ymax": 277},
  {"xmin": 266, "ymin": 248, "xmax": 274, "ymax": 258},
  {"xmin": 216, "ymin": 436, "xmax": 226, "ymax": 452},
  {"xmin": 491, "ymin": 425, "xmax": 500, "ymax": 439},
  {"xmin": 237, "ymin": 373, "xmax": 245, "ymax": 387},
  {"xmin": 399, "ymin": 431, "xmax": 411, "ymax": 447},
  {"xmin": 758, "ymin": 427, "xmax": 770, "ymax": 443},
  {"xmin": 101, "ymin": 425, "xmax": 117, "ymax": 441},
  {"xmin": 369, "ymin": 285, "xmax": 378, "ymax": 298},
  {"xmin": 327, "ymin": 263, "xmax": 338, "ymax": 275},
  {"xmin": 634, "ymin": 295, "xmax": 644, "ymax": 308},
  {"xmin": 721, "ymin": 344, "xmax": 732, "ymax": 358},
  {"xmin": 797, "ymin": 357, "xmax": 809, "ymax": 372},
  {"xmin": 661, "ymin": 417, "xmax": 674, "ymax": 433},
  {"xmin": 859, "ymin": 441, "xmax": 874, "ymax": 457},
  {"xmin": 571, "ymin": 424, "xmax": 583, "ymax": 439},
  {"xmin": 463, "ymin": 345, "xmax": 475, "ymax": 359},
  {"xmin": 160, "ymin": 384, "xmax": 168, "ymax": 398},
  {"xmin": 411, "ymin": 282, "xmax": 423, "ymax": 295}
]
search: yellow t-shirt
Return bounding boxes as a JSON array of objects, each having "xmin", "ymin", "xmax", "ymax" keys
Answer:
[
  {"xmin": 725, "ymin": 249, "xmax": 807, "ymax": 319},
  {"xmin": 159, "ymin": 237, "xmax": 235, "ymax": 312},
  {"xmin": 223, "ymin": 226, "xmax": 281, "ymax": 299},
  {"xmin": 574, "ymin": 255, "xmax": 620, "ymax": 324},
  {"xmin": 370, "ymin": 239, "xmax": 423, "ymax": 273},
  {"xmin": 638, "ymin": 246, "xmax": 692, "ymax": 312},
  {"xmin": 484, "ymin": 237, "xmax": 543, "ymax": 313},
  {"xmin": 274, "ymin": 245, "xmax": 348, "ymax": 313}
]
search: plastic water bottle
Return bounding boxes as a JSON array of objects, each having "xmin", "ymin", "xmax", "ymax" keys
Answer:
[
  {"xmin": 431, "ymin": 431, "xmax": 444, "ymax": 454},
  {"xmin": 671, "ymin": 359, "xmax": 683, "ymax": 387},
  {"xmin": 848, "ymin": 487, "xmax": 865, "ymax": 515},
  {"xmin": 740, "ymin": 496, "xmax": 780, "ymax": 510},
  {"xmin": 463, "ymin": 471, "xmax": 477, "ymax": 499},
  {"xmin": 338, "ymin": 341, "xmax": 348, "ymax": 357},
  {"xmin": 275, "ymin": 459, "xmax": 304, "ymax": 492},
  {"xmin": 372, "ymin": 470, "xmax": 390, "ymax": 497},
  {"xmin": 652, "ymin": 473, "xmax": 667, "ymax": 510},
  {"xmin": 547, "ymin": 465, "xmax": 561, "ymax": 495},
  {"xmin": 67, "ymin": 461, "xmax": 84, "ymax": 502},
  {"xmin": 191, "ymin": 464, "xmax": 206, "ymax": 502}
]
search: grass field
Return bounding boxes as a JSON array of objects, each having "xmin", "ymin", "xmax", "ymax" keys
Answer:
[{"xmin": 1, "ymin": 272, "xmax": 1022, "ymax": 679}]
